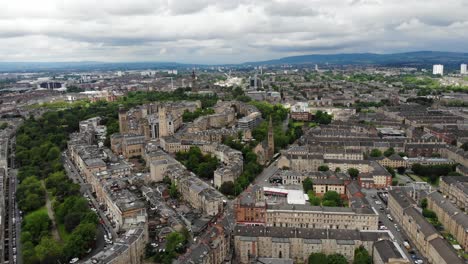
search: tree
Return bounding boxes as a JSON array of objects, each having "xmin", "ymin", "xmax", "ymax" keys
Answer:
[
  {"xmin": 219, "ymin": 181, "xmax": 235, "ymax": 196},
  {"xmin": 169, "ymin": 182, "xmax": 179, "ymax": 199},
  {"xmin": 392, "ymin": 179, "xmax": 398, "ymax": 186},
  {"xmin": 318, "ymin": 165, "xmax": 329, "ymax": 172},
  {"xmin": 308, "ymin": 190, "xmax": 321, "ymax": 206},
  {"xmin": 422, "ymin": 208, "xmax": 437, "ymax": 219},
  {"xmin": 347, "ymin": 168, "xmax": 359, "ymax": 179},
  {"xmin": 22, "ymin": 241, "xmax": 39, "ymax": 264},
  {"xmin": 309, "ymin": 252, "xmax": 328, "ymax": 264},
  {"xmin": 165, "ymin": 232, "xmax": 186, "ymax": 254},
  {"xmin": 421, "ymin": 198, "xmax": 428, "ymax": 209},
  {"xmin": 315, "ymin": 110, "xmax": 333, "ymax": 125},
  {"xmin": 353, "ymin": 246, "xmax": 371, "ymax": 264},
  {"xmin": 23, "ymin": 210, "xmax": 51, "ymax": 244},
  {"xmin": 398, "ymin": 152, "xmax": 408, "ymax": 157},
  {"xmin": 35, "ymin": 236, "xmax": 63, "ymax": 264},
  {"xmin": 64, "ymin": 212, "xmax": 84, "ymax": 232},
  {"xmin": 370, "ymin": 149, "xmax": 382, "ymax": 157},
  {"xmin": 334, "ymin": 167, "xmax": 341, "ymax": 173},
  {"xmin": 322, "ymin": 191, "xmax": 342, "ymax": 207},
  {"xmin": 327, "ymin": 253, "xmax": 347, "ymax": 264},
  {"xmin": 302, "ymin": 177, "xmax": 314, "ymax": 193},
  {"xmin": 384, "ymin": 147, "xmax": 395, "ymax": 157},
  {"xmin": 397, "ymin": 166, "xmax": 406, "ymax": 174},
  {"xmin": 163, "ymin": 176, "xmax": 172, "ymax": 185},
  {"xmin": 64, "ymin": 223, "xmax": 97, "ymax": 259},
  {"xmin": 385, "ymin": 166, "xmax": 396, "ymax": 177}
]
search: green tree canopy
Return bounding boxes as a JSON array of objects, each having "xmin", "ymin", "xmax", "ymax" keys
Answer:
[
  {"xmin": 64, "ymin": 223, "xmax": 97, "ymax": 259},
  {"xmin": 309, "ymin": 252, "xmax": 328, "ymax": 264},
  {"xmin": 315, "ymin": 110, "xmax": 333, "ymax": 125},
  {"xmin": 347, "ymin": 168, "xmax": 359, "ymax": 179},
  {"xmin": 35, "ymin": 236, "xmax": 64, "ymax": 264},
  {"xmin": 23, "ymin": 210, "xmax": 51, "ymax": 244},
  {"xmin": 318, "ymin": 165, "xmax": 330, "ymax": 172},
  {"xmin": 322, "ymin": 191, "xmax": 343, "ymax": 207},
  {"xmin": 353, "ymin": 246, "xmax": 371, "ymax": 264},
  {"xmin": 303, "ymin": 177, "xmax": 314, "ymax": 193},
  {"xmin": 327, "ymin": 253, "xmax": 348, "ymax": 264},
  {"xmin": 219, "ymin": 181, "xmax": 235, "ymax": 196},
  {"xmin": 384, "ymin": 147, "xmax": 395, "ymax": 157},
  {"xmin": 385, "ymin": 166, "xmax": 396, "ymax": 177},
  {"xmin": 370, "ymin": 149, "xmax": 382, "ymax": 157}
]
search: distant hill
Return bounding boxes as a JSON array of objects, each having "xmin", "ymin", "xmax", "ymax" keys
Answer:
[
  {"xmin": 0, "ymin": 61, "xmax": 192, "ymax": 73},
  {"xmin": 1, "ymin": 51, "xmax": 467, "ymax": 72},
  {"xmin": 244, "ymin": 51, "xmax": 468, "ymax": 68}
]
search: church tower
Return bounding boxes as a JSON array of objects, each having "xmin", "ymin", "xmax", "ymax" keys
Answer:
[
  {"xmin": 118, "ymin": 105, "xmax": 128, "ymax": 133},
  {"xmin": 158, "ymin": 107, "xmax": 169, "ymax": 137},
  {"xmin": 267, "ymin": 116, "xmax": 275, "ymax": 159}
]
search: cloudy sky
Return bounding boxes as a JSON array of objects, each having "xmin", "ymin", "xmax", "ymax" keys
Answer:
[{"xmin": 1, "ymin": 0, "xmax": 467, "ymax": 64}]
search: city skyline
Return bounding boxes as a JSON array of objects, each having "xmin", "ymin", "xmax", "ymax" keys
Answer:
[{"xmin": 1, "ymin": 0, "xmax": 468, "ymax": 64}]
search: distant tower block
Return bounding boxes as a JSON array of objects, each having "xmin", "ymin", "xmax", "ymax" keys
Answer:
[
  {"xmin": 461, "ymin": 64, "xmax": 467, "ymax": 75},
  {"xmin": 433, "ymin": 64, "xmax": 444, "ymax": 75}
]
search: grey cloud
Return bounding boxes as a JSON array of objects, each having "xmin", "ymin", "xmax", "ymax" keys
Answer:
[{"xmin": 0, "ymin": 0, "xmax": 467, "ymax": 63}]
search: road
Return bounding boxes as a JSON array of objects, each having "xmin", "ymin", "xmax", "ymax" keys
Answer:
[
  {"xmin": 362, "ymin": 188, "xmax": 426, "ymax": 263},
  {"xmin": 6, "ymin": 136, "xmax": 22, "ymax": 264},
  {"xmin": 253, "ymin": 160, "xmax": 279, "ymax": 186},
  {"xmin": 62, "ymin": 151, "xmax": 117, "ymax": 241}
]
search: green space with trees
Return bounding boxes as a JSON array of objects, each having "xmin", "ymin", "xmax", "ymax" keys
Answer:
[
  {"xmin": 145, "ymin": 231, "xmax": 188, "ymax": 264},
  {"xmin": 176, "ymin": 146, "xmax": 220, "ymax": 180},
  {"xmin": 182, "ymin": 108, "xmax": 215, "ymax": 122},
  {"xmin": 314, "ymin": 110, "xmax": 333, "ymax": 125},
  {"xmin": 353, "ymin": 246, "xmax": 372, "ymax": 264},
  {"xmin": 308, "ymin": 252, "xmax": 348, "ymax": 264},
  {"xmin": 369, "ymin": 149, "xmax": 383, "ymax": 157},
  {"xmin": 16, "ymin": 90, "xmax": 218, "ymax": 263},
  {"xmin": 411, "ymin": 163, "xmax": 457, "ymax": 184},
  {"xmin": 347, "ymin": 168, "xmax": 359, "ymax": 179},
  {"xmin": 221, "ymin": 134, "xmax": 263, "ymax": 196},
  {"xmin": 250, "ymin": 101, "xmax": 301, "ymax": 152},
  {"xmin": 307, "ymin": 190, "xmax": 344, "ymax": 207},
  {"xmin": 16, "ymin": 112, "xmax": 100, "ymax": 263}
]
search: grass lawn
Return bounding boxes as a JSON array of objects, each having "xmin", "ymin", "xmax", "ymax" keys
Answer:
[
  {"xmin": 292, "ymin": 122, "xmax": 304, "ymax": 127},
  {"xmin": 57, "ymin": 223, "xmax": 71, "ymax": 242},
  {"xmin": 28, "ymin": 206, "xmax": 48, "ymax": 217},
  {"xmin": 442, "ymin": 232, "xmax": 468, "ymax": 260},
  {"xmin": 27, "ymin": 99, "xmax": 90, "ymax": 110},
  {"xmin": 406, "ymin": 173, "xmax": 439, "ymax": 186}
]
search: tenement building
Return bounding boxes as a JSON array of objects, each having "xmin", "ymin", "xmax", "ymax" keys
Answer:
[
  {"xmin": 387, "ymin": 189, "xmax": 464, "ymax": 264},
  {"xmin": 233, "ymin": 225, "xmax": 390, "ymax": 264},
  {"xmin": 439, "ymin": 176, "xmax": 468, "ymax": 211},
  {"xmin": 426, "ymin": 191, "xmax": 468, "ymax": 250},
  {"xmin": 235, "ymin": 184, "xmax": 378, "ymax": 230},
  {"xmin": 265, "ymin": 204, "xmax": 378, "ymax": 230},
  {"xmin": 372, "ymin": 239, "xmax": 410, "ymax": 264}
]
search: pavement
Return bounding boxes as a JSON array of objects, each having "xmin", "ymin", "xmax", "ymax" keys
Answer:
[
  {"xmin": 6, "ymin": 137, "xmax": 22, "ymax": 264},
  {"xmin": 62, "ymin": 151, "xmax": 116, "ymax": 246},
  {"xmin": 362, "ymin": 188, "xmax": 427, "ymax": 263},
  {"xmin": 253, "ymin": 159, "xmax": 279, "ymax": 187}
]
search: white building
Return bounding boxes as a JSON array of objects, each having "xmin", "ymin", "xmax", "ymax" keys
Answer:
[
  {"xmin": 433, "ymin": 64, "xmax": 444, "ymax": 75},
  {"xmin": 461, "ymin": 64, "xmax": 467, "ymax": 75}
]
